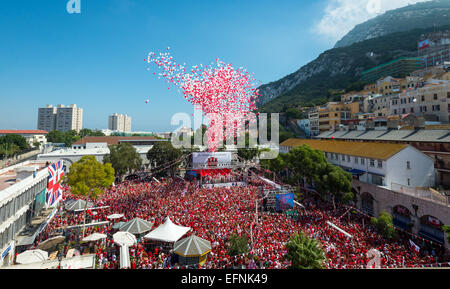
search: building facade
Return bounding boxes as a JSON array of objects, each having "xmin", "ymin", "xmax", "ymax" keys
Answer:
[
  {"xmin": 38, "ymin": 104, "xmax": 83, "ymax": 133},
  {"xmin": 390, "ymin": 82, "xmax": 450, "ymax": 122},
  {"xmin": 0, "ymin": 130, "xmax": 48, "ymax": 148},
  {"xmin": 361, "ymin": 58, "xmax": 424, "ymax": 83},
  {"xmin": 280, "ymin": 138, "xmax": 449, "ymax": 247},
  {"xmin": 0, "ymin": 161, "xmax": 51, "ymax": 267},
  {"xmin": 108, "ymin": 113, "xmax": 132, "ymax": 132}
]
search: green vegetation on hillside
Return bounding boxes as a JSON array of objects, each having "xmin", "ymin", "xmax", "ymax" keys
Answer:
[{"xmin": 259, "ymin": 25, "xmax": 450, "ymax": 114}]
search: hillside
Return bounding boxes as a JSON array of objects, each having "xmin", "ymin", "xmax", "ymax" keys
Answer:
[
  {"xmin": 335, "ymin": 0, "xmax": 450, "ymax": 48},
  {"xmin": 258, "ymin": 25, "xmax": 450, "ymax": 113}
]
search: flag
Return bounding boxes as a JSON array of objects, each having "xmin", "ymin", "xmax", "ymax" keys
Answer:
[
  {"xmin": 47, "ymin": 160, "xmax": 64, "ymax": 208},
  {"xmin": 418, "ymin": 39, "xmax": 430, "ymax": 50},
  {"xmin": 409, "ymin": 240, "xmax": 420, "ymax": 253},
  {"xmin": 428, "ymin": 216, "xmax": 440, "ymax": 226}
]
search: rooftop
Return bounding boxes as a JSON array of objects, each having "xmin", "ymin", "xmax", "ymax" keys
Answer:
[
  {"xmin": 316, "ymin": 129, "xmax": 450, "ymax": 143},
  {"xmin": 280, "ymin": 139, "xmax": 408, "ymax": 160},
  {"xmin": 0, "ymin": 161, "xmax": 48, "ymax": 192}
]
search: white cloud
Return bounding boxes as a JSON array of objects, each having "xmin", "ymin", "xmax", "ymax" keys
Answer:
[{"xmin": 313, "ymin": 0, "xmax": 430, "ymax": 43}]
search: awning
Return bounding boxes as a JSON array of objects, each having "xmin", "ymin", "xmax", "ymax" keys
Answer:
[{"xmin": 348, "ymin": 169, "xmax": 366, "ymax": 176}]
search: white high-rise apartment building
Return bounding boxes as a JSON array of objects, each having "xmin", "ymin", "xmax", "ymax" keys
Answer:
[
  {"xmin": 108, "ymin": 113, "xmax": 132, "ymax": 132},
  {"xmin": 37, "ymin": 104, "xmax": 83, "ymax": 133}
]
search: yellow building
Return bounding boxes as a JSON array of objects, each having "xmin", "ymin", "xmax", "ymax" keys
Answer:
[{"xmin": 318, "ymin": 102, "xmax": 361, "ymax": 132}]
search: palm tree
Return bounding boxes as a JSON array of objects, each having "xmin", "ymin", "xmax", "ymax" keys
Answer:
[{"xmin": 285, "ymin": 231, "xmax": 326, "ymax": 269}]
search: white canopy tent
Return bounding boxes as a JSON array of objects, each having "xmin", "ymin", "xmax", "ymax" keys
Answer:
[
  {"xmin": 82, "ymin": 233, "xmax": 107, "ymax": 242},
  {"xmin": 107, "ymin": 214, "xmax": 124, "ymax": 220},
  {"xmin": 16, "ymin": 249, "xmax": 49, "ymax": 264},
  {"xmin": 144, "ymin": 217, "xmax": 191, "ymax": 243}
]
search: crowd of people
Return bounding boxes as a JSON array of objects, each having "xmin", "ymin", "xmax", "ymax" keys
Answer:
[{"xmin": 28, "ymin": 175, "xmax": 450, "ymax": 269}]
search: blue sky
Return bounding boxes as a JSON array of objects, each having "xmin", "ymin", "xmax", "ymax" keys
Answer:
[{"xmin": 0, "ymin": 0, "xmax": 424, "ymax": 132}]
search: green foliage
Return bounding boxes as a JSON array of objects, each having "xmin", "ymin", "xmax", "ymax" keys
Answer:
[
  {"xmin": 227, "ymin": 234, "xmax": 249, "ymax": 256},
  {"xmin": 47, "ymin": 129, "xmax": 104, "ymax": 147},
  {"xmin": 103, "ymin": 143, "xmax": 142, "ymax": 178},
  {"xmin": 315, "ymin": 163, "xmax": 353, "ymax": 208},
  {"xmin": 0, "ymin": 134, "xmax": 29, "ymax": 150},
  {"xmin": 285, "ymin": 108, "xmax": 303, "ymax": 119},
  {"xmin": 345, "ymin": 81, "xmax": 369, "ymax": 93},
  {"xmin": 47, "ymin": 130, "xmax": 66, "ymax": 143},
  {"xmin": 66, "ymin": 156, "xmax": 115, "ymax": 200},
  {"xmin": 0, "ymin": 143, "xmax": 20, "ymax": 159},
  {"xmin": 442, "ymin": 225, "xmax": 450, "ymax": 243},
  {"xmin": 285, "ymin": 231, "xmax": 326, "ymax": 269},
  {"xmin": 371, "ymin": 211, "xmax": 397, "ymax": 240},
  {"xmin": 285, "ymin": 145, "xmax": 327, "ymax": 184},
  {"xmin": 79, "ymin": 128, "xmax": 105, "ymax": 137},
  {"xmin": 259, "ymin": 25, "xmax": 450, "ymax": 114},
  {"xmin": 146, "ymin": 142, "xmax": 182, "ymax": 177},
  {"xmin": 260, "ymin": 154, "xmax": 286, "ymax": 173}
]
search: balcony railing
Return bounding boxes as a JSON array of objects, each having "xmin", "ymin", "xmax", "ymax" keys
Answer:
[{"xmin": 391, "ymin": 183, "xmax": 450, "ymax": 206}]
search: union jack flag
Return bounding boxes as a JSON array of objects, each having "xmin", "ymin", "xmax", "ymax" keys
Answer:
[{"xmin": 47, "ymin": 160, "xmax": 64, "ymax": 208}]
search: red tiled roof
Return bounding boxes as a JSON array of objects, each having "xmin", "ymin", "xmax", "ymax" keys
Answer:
[{"xmin": 0, "ymin": 130, "xmax": 48, "ymax": 135}]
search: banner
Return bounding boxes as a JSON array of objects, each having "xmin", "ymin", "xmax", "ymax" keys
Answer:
[
  {"xmin": 418, "ymin": 39, "xmax": 430, "ymax": 50},
  {"xmin": 46, "ymin": 160, "xmax": 64, "ymax": 208},
  {"xmin": 192, "ymin": 152, "xmax": 232, "ymax": 169},
  {"xmin": 275, "ymin": 193, "xmax": 294, "ymax": 211}
]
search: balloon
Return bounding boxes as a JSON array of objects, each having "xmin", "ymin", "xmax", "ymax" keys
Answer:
[{"xmin": 146, "ymin": 48, "xmax": 260, "ymax": 151}]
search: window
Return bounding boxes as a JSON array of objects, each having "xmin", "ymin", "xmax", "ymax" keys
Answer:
[
  {"xmin": 407, "ymin": 178, "xmax": 411, "ymax": 186},
  {"xmin": 370, "ymin": 159, "xmax": 375, "ymax": 167},
  {"xmin": 355, "ymin": 157, "xmax": 358, "ymax": 164},
  {"xmin": 361, "ymin": 158, "xmax": 365, "ymax": 165},
  {"xmin": 434, "ymin": 94, "xmax": 438, "ymax": 100},
  {"xmin": 393, "ymin": 109, "xmax": 397, "ymax": 115},
  {"xmin": 347, "ymin": 155, "xmax": 350, "ymax": 162},
  {"xmin": 407, "ymin": 161, "xmax": 411, "ymax": 169},
  {"xmin": 421, "ymin": 95, "xmax": 425, "ymax": 101},
  {"xmin": 377, "ymin": 160, "xmax": 382, "ymax": 168},
  {"xmin": 342, "ymin": 155, "xmax": 345, "ymax": 161}
]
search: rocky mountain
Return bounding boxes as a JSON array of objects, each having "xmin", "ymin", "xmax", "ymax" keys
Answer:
[
  {"xmin": 257, "ymin": 1, "xmax": 450, "ymax": 112},
  {"xmin": 335, "ymin": 0, "xmax": 450, "ymax": 48}
]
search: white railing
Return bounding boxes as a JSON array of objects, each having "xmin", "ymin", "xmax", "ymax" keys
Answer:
[{"xmin": 391, "ymin": 183, "xmax": 450, "ymax": 206}]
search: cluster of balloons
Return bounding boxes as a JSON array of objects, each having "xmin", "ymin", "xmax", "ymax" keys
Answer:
[{"xmin": 146, "ymin": 47, "xmax": 260, "ymax": 151}]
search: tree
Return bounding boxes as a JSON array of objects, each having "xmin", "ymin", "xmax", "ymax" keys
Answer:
[
  {"xmin": 285, "ymin": 108, "xmax": 303, "ymax": 119},
  {"xmin": 0, "ymin": 143, "xmax": 20, "ymax": 159},
  {"xmin": 443, "ymin": 225, "xmax": 450, "ymax": 243},
  {"xmin": 315, "ymin": 163, "xmax": 352, "ymax": 210},
  {"xmin": 79, "ymin": 128, "xmax": 105, "ymax": 137},
  {"xmin": 47, "ymin": 130, "xmax": 66, "ymax": 144},
  {"xmin": 103, "ymin": 143, "xmax": 142, "ymax": 180},
  {"xmin": 0, "ymin": 134, "xmax": 29, "ymax": 150},
  {"xmin": 66, "ymin": 156, "xmax": 115, "ymax": 236},
  {"xmin": 285, "ymin": 145, "xmax": 327, "ymax": 187},
  {"xmin": 64, "ymin": 130, "xmax": 80, "ymax": 147},
  {"xmin": 371, "ymin": 211, "xmax": 397, "ymax": 240},
  {"xmin": 285, "ymin": 231, "xmax": 326, "ymax": 269},
  {"xmin": 227, "ymin": 234, "xmax": 249, "ymax": 256},
  {"xmin": 146, "ymin": 142, "xmax": 182, "ymax": 177},
  {"xmin": 237, "ymin": 148, "xmax": 259, "ymax": 162}
]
